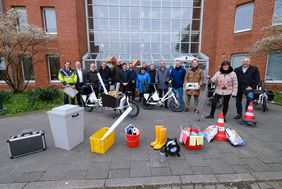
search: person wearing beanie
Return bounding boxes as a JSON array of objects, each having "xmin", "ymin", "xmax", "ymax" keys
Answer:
[
  {"xmin": 205, "ymin": 61, "xmax": 238, "ymax": 121},
  {"xmin": 184, "ymin": 59, "xmax": 204, "ymax": 112}
]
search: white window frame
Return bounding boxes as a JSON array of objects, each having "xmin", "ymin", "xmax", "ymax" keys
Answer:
[
  {"xmin": 265, "ymin": 53, "xmax": 282, "ymax": 83},
  {"xmin": 231, "ymin": 53, "xmax": 249, "ymax": 68},
  {"xmin": 42, "ymin": 8, "xmax": 58, "ymax": 34},
  {"xmin": 47, "ymin": 55, "xmax": 60, "ymax": 82},
  {"xmin": 21, "ymin": 57, "xmax": 35, "ymax": 83},
  {"xmin": 234, "ymin": 2, "xmax": 254, "ymax": 33},
  {"xmin": 272, "ymin": 0, "xmax": 282, "ymax": 26},
  {"xmin": 14, "ymin": 7, "xmax": 28, "ymax": 31}
]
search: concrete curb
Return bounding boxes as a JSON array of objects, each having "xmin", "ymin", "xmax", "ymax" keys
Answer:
[{"xmin": 0, "ymin": 172, "xmax": 281, "ymax": 189}]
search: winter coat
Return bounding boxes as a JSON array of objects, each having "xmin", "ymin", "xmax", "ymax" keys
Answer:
[
  {"xmin": 112, "ymin": 65, "xmax": 123, "ymax": 83},
  {"xmin": 99, "ymin": 66, "xmax": 112, "ymax": 84},
  {"xmin": 210, "ymin": 67, "xmax": 238, "ymax": 96},
  {"xmin": 119, "ymin": 69, "xmax": 131, "ymax": 93},
  {"xmin": 156, "ymin": 67, "xmax": 170, "ymax": 90},
  {"xmin": 170, "ymin": 66, "xmax": 186, "ymax": 89},
  {"xmin": 184, "ymin": 67, "xmax": 204, "ymax": 96},
  {"xmin": 86, "ymin": 69, "xmax": 99, "ymax": 88},
  {"xmin": 128, "ymin": 69, "xmax": 137, "ymax": 89},
  {"xmin": 234, "ymin": 65, "xmax": 260, "ymax": 92},
  {"xmin": 148, "ymin": 70, "xmax": 157, "ymax": 83},
  {"xmin": 136, "ymin": 72, "xmax": 151, "ymax": 93}
]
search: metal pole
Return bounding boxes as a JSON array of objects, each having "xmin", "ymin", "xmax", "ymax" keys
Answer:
[{"xmin": 0, "ymin": 92, "xmax": 3, "ymax": 112}]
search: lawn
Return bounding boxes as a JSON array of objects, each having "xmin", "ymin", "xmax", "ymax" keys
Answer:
[
  {"xmin": 274, "ymin": 91, "xmax": 282, "ymax": 105},
  {"xmin": 0, "ymin": 88, "xmax": 64, "ymax": 117}
]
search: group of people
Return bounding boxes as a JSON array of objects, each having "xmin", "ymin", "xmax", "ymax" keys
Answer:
[{"xmin": 58, "ymin": 56, "xmax": 260, "ymax": 121}]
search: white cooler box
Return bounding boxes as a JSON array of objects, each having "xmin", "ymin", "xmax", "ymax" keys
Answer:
[{"xmin": 47, "ymin": 105, "xmax": 84, "ymax": 150}]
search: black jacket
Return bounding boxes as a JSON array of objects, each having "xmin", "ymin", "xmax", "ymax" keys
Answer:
[
  {"xmin": 234, "ymin": 65, "xmax": 260, "ymax": 92},
  {"xmin": 99, "ymin": 66, "xmax": 112, "ymax": 84},
  {"xmin": 148, "ymin": 70, "xmax": 156, "ymax": 83},
  {"xmin": 112, "ymin": 65, "xmax": 123, "ymax": 83},
  {"xmin": 74, "ymin": 68, "xmax": 87, "ymax": 85},
  {"xmin": 86, "ymin": 69, "xmax": 99, "ymax": 88}
]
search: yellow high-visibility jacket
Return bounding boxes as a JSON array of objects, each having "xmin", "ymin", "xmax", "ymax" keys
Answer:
[{"xmin": 58, "ymin": 68, "xmax": 77, "ymax": 84}]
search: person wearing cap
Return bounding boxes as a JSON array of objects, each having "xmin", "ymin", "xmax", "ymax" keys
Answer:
[{"xmin": 205, "ymin": 61, "xmax": 238, "ymax": 121}]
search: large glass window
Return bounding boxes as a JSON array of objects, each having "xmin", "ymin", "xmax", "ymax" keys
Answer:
[
  {"xmin": 22, "ymin": 57, "xmax": 35, "ymax": 81},
  {"xmin": 0, "ymin": 57, "xmax": 5, "ymax": 81},
  {"xmin": 234, "ymin": 2, "xmax": 254, "ymax": 33},
  {"xmin": 14, "ymin": 7, "xmax": 28, "ymax": 30},
  {"xmin": 48, "ymin": 56, "xmax": 60, "ymax": 81},
  {"xmin": 42, "ymin": 8, "xmax": 57, "ymax": 34},
  {"xmin": 273, "ymin": 0, "xmax": 282, "ymax": 25},
  {"xmin": 87, "ymin": 0, "xmax": 203, "ymax": 63},
  {"xmin": 231, "ymin": 53, "xmax": 248, "ymax": 68},
  {"xmin": 266, "ymin": 53, "xmax": 282, "ymax": 82}
]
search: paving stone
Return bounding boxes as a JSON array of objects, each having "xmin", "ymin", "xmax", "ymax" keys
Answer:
[
  {"xmin": 172, "ymin": 186, "xmax": 181, "ymax": 189},
  {"xmin": 64, "ymin": 170, "xmax": 88, "ymax": 180},
  {"xmin": 216, "ymin": 173, "xmax": 257, "ymax": 182},
  {"xmin": 191, "ymin": 166, "xmax": 213, "ymax": 175},
  {"xmin": 110, "ymin": 158, "xmax": 130, "ymax": 169},
  {"xmin": 105, "ymin": 176, "xmax": 181, "ymax": 187},
  {"xmin": 24, "ymin": 179, "xmax": 105, "ymax": 189},
  {"xmin": 242, "ymin": 158, "xmax": 274, "ymax": 172},
  {"xmin": 203, "ymin": 185, "xmax": 216, "ymax": 189},
  {"xmin": 250, "ymin": 183, "xmax": 260, "ymax": 189},
  {"xmin": 204, "ymin": 159, "xmax": 235, "ymax": 174},
  {"xmin": 194, "ymin": 184, "xmax": 205, "ymax": 189},
  {"xmin": 108, "ymin": 169, "xmax": 130, "ymax": 179},
  {"xmin": 220, "ymin": 153, "xmax": 244, "ymax": 165},
  {"xmin": 169, "ymin": 160, "xmax": 193, "ymax": 175},
  {"xmin": 130, "ymin": 161, "xmax": 151, "ymax": 177},
  {"xmin": 258, "ymin": 182, "xmax": 275, "ymax": 189},
  {"xmin": 150, "ymin": 155, "xmax": 170, "ymax": 168},
  {"xmin": 15, "ymin": 171, "xmax": 45, "ymax": 182},
  {"xmin": 230, "ymin": 165, "xmax": 254, "ymax": 173},
  {"xmin": 181, "ymin": 185, "xmax": 193, "ymax": 189},
  {"xmin": 252, "ymin": 172, "xmax": 282, "ymax": 181},
  {"xmin": 186, "ymin": 155, "xmax": 208, "ymax": 166},
  {"xmin": 151, "ymin": 167, "xmax": 172, "ymax": 176},
  {"xmin": 85, "ymin": 163, "xmax": 110, "ymax": 179},
  {"xmin": 256, "ymin": 152, "xmax": 282, "ymax": 164},
  {"xmin": 180, "ymin": 175, "xmax": 218, "ymax": 184},
  {"xmin": 39, "ymin": 164, "xmax": 71, "ymax": 181},
  {"xmin": 0, "ymin": 183, "xmax": 26, "ymax": 189}
]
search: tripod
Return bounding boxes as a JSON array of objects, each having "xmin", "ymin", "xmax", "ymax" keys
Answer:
[{"xmin": 193, "ymin": 81, "xmax": 209, "ymax": 121}]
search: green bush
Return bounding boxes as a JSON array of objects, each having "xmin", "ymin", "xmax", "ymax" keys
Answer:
[
  {"xmin": 25, "ymin": 87, "xmax": 61, "ymax": 107},
  {"xmin": 0, "ymin": 91, "xmax": 12, "ymax": 102}
]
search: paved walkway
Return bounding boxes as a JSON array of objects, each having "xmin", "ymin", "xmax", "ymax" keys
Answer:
[{"xmin": 0, "ymin": 98, "xmax": 282, "ymax": 189}]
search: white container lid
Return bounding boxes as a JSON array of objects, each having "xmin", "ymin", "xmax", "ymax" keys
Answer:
[{"xmin": 48, "ymin": 105, "xmax": 83, "ymax": 117}]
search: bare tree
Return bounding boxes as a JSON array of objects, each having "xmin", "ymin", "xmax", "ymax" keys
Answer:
[
  {"xmin": 0, "ymin": 9, "xmax": 54, "ymax": 93},
  {"xmin": 251, "ymin": 25, "xmax": 282, "ymax": 55}
]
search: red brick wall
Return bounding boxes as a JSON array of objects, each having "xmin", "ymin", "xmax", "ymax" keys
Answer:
[
  {"xmin": 202, "ymin": 0, "xmax": 281, "ymax": 90},
  {"xmin": 0, "ymin": 0, "xmax": 87, "ymax": 90}
]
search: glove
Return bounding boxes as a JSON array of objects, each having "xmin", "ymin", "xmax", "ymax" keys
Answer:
[{"xmin": 168, "ymin": 80, "xmax": 172, "ymax": 84}]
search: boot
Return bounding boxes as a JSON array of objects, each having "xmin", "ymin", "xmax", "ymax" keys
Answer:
[
  {"xmin": 150, "ymin": 125, "xmax": 164, "ymax": 147},
  {"xmin": 154, "ymin": 127, "xmax": 167, "ymax": 150}
]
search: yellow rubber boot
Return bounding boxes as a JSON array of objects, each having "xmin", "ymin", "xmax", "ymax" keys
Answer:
[
  {"xmin": 150, "ymin": 125, "xmax": 164, "ymax": 147},
  {"xmin": 153, "ymin": 127, "xmax": 167, "ymax": 150}
]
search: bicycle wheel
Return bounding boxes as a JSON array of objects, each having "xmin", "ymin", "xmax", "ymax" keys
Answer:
[
  {"xmin": 121, "ymin": 99, "xmax": 140, "ymax": 117},
  {"xmin": 169, "ymin": 99, "xmax": 184, "ymax": 112},
  {"xmin": 262, "ymin": 96, "xmax": 267, "ymax": 112},
  {"xmin": 141, "ymin": 98, "xmax": 154, "ymax": 110}
]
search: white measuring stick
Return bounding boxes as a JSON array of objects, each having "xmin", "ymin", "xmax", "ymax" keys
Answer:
[{"xmin": 97, "ymin": 72, "xmax": 108, "ymax": 94}]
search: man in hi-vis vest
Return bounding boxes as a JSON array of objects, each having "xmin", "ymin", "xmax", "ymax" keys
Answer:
[{"xmin": 58, "ymin": 61, "xmax": 78, "ymax": 104}]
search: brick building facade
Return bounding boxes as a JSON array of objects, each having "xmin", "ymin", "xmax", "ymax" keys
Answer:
[
  {"xmin": 201, "ymin": 0, "xmax": 282, "ymax": 90},
  {"xmin": 0, "ymin": 0, "xmax": 87, "ymax": 89}
]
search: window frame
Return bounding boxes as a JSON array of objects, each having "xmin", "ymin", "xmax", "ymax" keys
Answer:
[
  {"xmin": 21, "ymin": 57, "xmax": 35, "ymax": 83},
  {"xmin": 0, "ymin": 57, "xmax": 6, "ymax": 83},
  {"xmin": 42, "ymin": 7, "xmax": 58, "ymax": 34},
  {"xmin": 47, "ymin": 55, "xmax": 61, "ymax": 82},
  {"xmin": 272, "ymin": 0, "xmax": 282, "ymax": 26},
  {"xmin": 231, "ymin": 53, "xmax": 249, "ymax": 68},
  {"xmin": 13, "ymin": 6, "xmax": 28, "ymax": 31},
  {"xmin": 265, "ymin": 53, "xmax": 282, "ymax": 83},
  {"xmin": 234, "ymin": 2, "xmax": 254, "ymax": 33}
]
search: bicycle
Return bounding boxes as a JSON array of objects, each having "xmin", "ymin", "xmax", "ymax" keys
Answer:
[
  {"xmin": 253, "ymin": 80, "xmax": 275, "ymax": 112},
  {"xmin": 80, "ymin": 83, "xmax": 140, "ymax": 118},
  {"xmin": 141, "ymin": 83, "xmax": 184, "ymax": 112}
]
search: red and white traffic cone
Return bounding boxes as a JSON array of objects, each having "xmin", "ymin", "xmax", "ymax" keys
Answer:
[
  {"xmin": 240, "ymin": 101, "xmax": 257, "ymax": 126},
  {"xmin": 214, "ymin": 112, "xmax": 227, "ymax": 141}
]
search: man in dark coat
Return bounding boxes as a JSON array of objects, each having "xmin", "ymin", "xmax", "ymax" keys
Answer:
[
  {"xmin": 170, "ymin": 60, "xmax": 186, "ymax": 104},
  {"xmin": 148, "ymin": 64, "xmax": 157, "ymax": 94},
  {"xmin": 86, "ymin": 63, "xmax": 99, "ymax": 97},
  {"xmin": 128, "ymin": 63, "xmax": 137, "ymax": 100},
  {"xmin": 156, "ymin": 60, "xmax": 170, "ymax": 108},
  {"xmin": 99, "ymin": 62, "xmax": 112, "ymax": 92},
  {"xmin": 111, "ymin": 60, "xmax": 123, "ymax": 87},
  {"xmin": 74, "ymin": 61, "xmax": 87, "ymax": 106},
  {"xmin": 234, "ymin": 57, "xmax": 260, "ymax": 119},
  {"xmin": 119, "ymin": 63, "xmax": 131, "ymax": 95}
]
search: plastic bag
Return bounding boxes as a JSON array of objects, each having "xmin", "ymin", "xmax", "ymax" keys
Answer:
[
  {"xmin": 203, "ymin": 125, "xmax": 218, "ymax": 142},
  {"xmin": 225, "ymin": 128, "xmax": 246, "ymax": 146}
]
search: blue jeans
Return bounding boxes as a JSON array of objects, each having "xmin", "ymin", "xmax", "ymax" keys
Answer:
[
  {"xmin": 236, "ymin": 90, "xmax": 254, "ymax": 115},
  {"xmin": 172, "ymin": 87, "xmax": 184, "ymax": 103},
  {"xmin": 64, "ymin": 94, "xmax": 75, "ymax": 105}
]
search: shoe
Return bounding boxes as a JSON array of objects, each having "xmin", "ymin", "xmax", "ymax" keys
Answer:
[
  {"xmin": 224, "ymin": 117, "xmax": 227, "ymax": 122},
  {"xmin": 205, "ymin": 115, "xmax": 214, "ymax": 119},
  {"xmin": 165, "ymin": 105, "xmax": 169, "ymax": 109},
  {"xmin": 234, "ymin": 114, "xmax": 242, "ymax": 119},
  {"xmin": 184, "ymin": 107, "xmax": 189, "ymax": 112},
  {"xmin": 154, "ymin": 127, "xmax": 167, "ymax": 150},
  {"xmin": 150, "ymin": 125, "xmax": 164, "ymax": 147}
]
